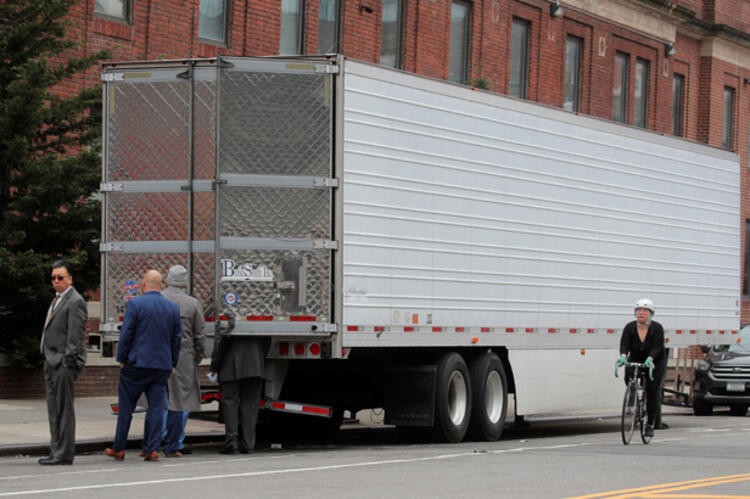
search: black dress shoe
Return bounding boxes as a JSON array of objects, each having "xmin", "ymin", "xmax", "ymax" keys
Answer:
[
  {"xmin": 39, "ymin": 456, "xmax": 73, "ymax": 465},
  {"xmin": 178, "ymin": 447, "xmax": 193, "ymax": 455},
  {"xmin": 219, "ymin": 445, "xmax": 239, "ymax": 455}
]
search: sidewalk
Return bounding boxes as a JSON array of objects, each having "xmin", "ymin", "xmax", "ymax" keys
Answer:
[{"xmin": 0, "ymin": 397, "xmax": 226, "ymax": 457}]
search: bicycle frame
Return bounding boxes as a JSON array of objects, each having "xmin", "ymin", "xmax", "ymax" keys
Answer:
[{"xmin": 619, "ymin": 362, "xmax": 652, "ymax": 445}]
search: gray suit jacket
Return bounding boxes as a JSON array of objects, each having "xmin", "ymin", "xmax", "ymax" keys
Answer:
[{"xmin": 42, "ymin": 287, "xmax": 88, "ymax": 371}]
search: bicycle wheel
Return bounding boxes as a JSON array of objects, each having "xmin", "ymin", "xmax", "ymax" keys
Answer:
[
  {"xmin": 621, "ymin": 381, "xmax": 637, "ymax": 445},
  {"xmin": 640, "ymin": 388, "xmax": 652, "ymax": 444}
]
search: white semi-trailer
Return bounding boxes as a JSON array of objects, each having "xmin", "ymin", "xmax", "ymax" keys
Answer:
[{"xmin": 100, "ymin": 55, "xmax": 740, "ymax": 442}]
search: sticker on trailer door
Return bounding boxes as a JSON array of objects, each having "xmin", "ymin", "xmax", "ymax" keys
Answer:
[
  {"xmin": 223, "ymin": 291, "xmax": 239, "ymax": 306},
  {"xmin": 220, "ymin": 259, "xmax": 274, "ymax": 282}
]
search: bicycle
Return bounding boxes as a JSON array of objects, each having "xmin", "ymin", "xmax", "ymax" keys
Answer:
[{"xmin": 617, "ymin": 362, "xmax": 653, "ymax": 445}]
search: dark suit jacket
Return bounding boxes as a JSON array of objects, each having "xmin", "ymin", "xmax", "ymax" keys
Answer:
[
  {"xmin": 211, "ymin": 335, "xmax": 265, "ymax": 382},
  {"xmin": 117, "ymin": 291, "xmax": 182, "ymax": 370},
  {"xmin": 42, "ymin": 287, "xmax": 88, "ymax": 371}
]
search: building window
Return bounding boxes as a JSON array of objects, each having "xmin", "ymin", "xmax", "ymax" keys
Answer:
[
  {"xmin": 744, "ymin": 220, "xmax": 750, "ymax": 297},
  {"xmin": 381, "ymin": 0, "xmax": 403, "ymax": 68},
  {"xmin": 95, "ymin": 0, "xmax": 129, "ymax": 21},
  {"xmin": 280, "ymin": 0, "xmax": 304, "ymax": 55},
  {"xmin": 633, "ymin": 58, "xmax": 649, "ymax": 128},
  {"xmin": 318, "ymin": 0, "xmax": 340, "ymax": 53},
  {"xmin": 448, "ymin": 1, "xmax": 471, "ymax": 84},
  {"xmin": 199, "ymin": 0, "xmax": 229, "ymax": 45},
  {"xmin": 723, "ymin": 86, "xmax": 735, "ymax": 150},
  {"xmin": 672, "ymin": 74, "xmax": 685, "ymax": 137},
  {"xmin": 612, "ymin": 51, "xmax": 629, "ymax": 123},
  {"xmin": 510, "ymin": 18, "xmax": 530, "ymax": 98},
  {"xmin": 563, "ymin": 35, "xmax": 582, "ymax": 112}
]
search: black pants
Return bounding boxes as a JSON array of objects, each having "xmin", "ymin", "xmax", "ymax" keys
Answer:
[
  {"xmin": 625, "ymin": 361, "xmax": 665, "ymax": 427},
  {"xmin": 220, "ymin": 377, "xmax": 263, "ymax": 451}
]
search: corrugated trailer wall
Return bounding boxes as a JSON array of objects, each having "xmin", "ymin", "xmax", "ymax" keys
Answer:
[{"xmin": 340, "ymin": 60, "xmax": 740, "ymax": 349}]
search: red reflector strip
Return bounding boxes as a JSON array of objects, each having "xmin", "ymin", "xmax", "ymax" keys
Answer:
[
  {"xmin": 480, "ymin": 327, "xmax": 490, "ymax": 333},
  {"xmin": 732, "ymin": 330, "xmax": 738, "ymax": 335},
  {"xmin": 718, "ymin": 330, "xmax": 725, "ymax": 335},
  {"xmin": 290, "ymin": 315, "xmax": 316, "ymax": 322},
  {"xmin": 586, "ymin": 329, "xmax": 595, "ymax": 334},
  {"xmin": 432, "ymin": 327, "xmax": 442, "ymax": 332},
  {"xmin": 247, "ymin": 315, "xmax": 273, "ymax": 321},
  {"xmin": 505, "ymin": 327, "xmax": 515, "ymax": 333},
  {"xmin": 455, "ymin": 327, "xmax": 465, "ymax": 332},
  {"xmin": 404, "ymin": 327, "xmax": 414, "ymax": 332},
  {"xmin": 525, "ymin": 328, "xmax": 534, "ymax": 333},
  {"xmin": 706, "ymin": 330, "xmax": 712, "ymax": 335},
  {"xmin": 569, "ymin": 329, "xmax": 577, "ymax": 334},
  {"xmin": 675, "ymin": 330, "xmax": 683, "ymax": 334},
  {"xmin": 204, "ymin": 316, "xmax": 215, "ymax": 322},
  {"xmin": 690, "ymin": 330, "xmax": 697, "ymax": 334},
  {"xmin": 200, "ymin": 392, "xmax": 222, "ymax": 402},
  {"xmin": 548, "ymin": 328, "xmax": 557, "ymax": 333},
  {"xmin": 374, "ymin": 326, "xmax": 385, "ymax": 332},
  {"xmin": 606, "ymin": 329, "xmax": 616, "ymax": 334},
  {"xmin": 346, "ymin": 325, "xmax": 358, "ymax": 332}
]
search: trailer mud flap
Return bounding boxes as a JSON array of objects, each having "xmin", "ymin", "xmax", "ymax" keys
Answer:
[{"xmin": 384, "ymin": 366, "xmax": 436, "ymax": 427}]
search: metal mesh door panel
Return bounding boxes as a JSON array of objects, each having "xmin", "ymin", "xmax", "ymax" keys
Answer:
[
  {"xmin": 220, "ymin": 187, "xmax": 330, "ymax": 239},
  {"xmin": 219, "ymin": 71, "xmax": 331, "ymax": 176}
]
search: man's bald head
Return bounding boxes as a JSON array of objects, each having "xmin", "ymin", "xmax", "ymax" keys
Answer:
[{"xmin": 141, "ymin": 270, "xmax": 163, "ymax": 293}]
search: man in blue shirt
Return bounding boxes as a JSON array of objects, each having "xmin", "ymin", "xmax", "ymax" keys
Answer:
[{"xmin": 105, "ymin": 269, "xmax": 181, "ymax": 461}]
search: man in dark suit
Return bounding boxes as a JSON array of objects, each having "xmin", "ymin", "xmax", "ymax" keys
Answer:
[
  {"xmin": 209, "ymin": 324, "xmax": 265, "ymax": 454},
  {"xmin": 39, "ymin": 260, "xmax": 88, "ymax": 465},
  {"xmin": 104, "ymin": 269, "xmax": 181, "ymax": 462}
]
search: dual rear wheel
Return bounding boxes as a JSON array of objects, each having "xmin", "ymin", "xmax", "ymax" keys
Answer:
[{"xmin": 432, "ymin": 351, "xmax": 508, "ymax": 443}]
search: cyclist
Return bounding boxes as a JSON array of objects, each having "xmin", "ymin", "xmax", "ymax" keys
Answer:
[{"xmin": 615, "ymin": 298, "xmax": 666, "ymax": 438}]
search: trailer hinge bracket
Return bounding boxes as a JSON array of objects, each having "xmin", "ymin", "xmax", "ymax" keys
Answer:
[
  {"xmin": 313, "ymin": 177, "xmax": 339, "ymax": 188},
  {"xmin": 100, "ymin": 182, "xmax": 124, "ymax": 192},
  {"xmin": 313, "ymin": 240, "xmax": 338, "ymax": 250},
  {"xmin": 100, "ymin": 242, "xmax": 124, "ymax": 252},
  {"xmin": 315, "ymin": 63, "xmax": 340, "ymax": 74}
]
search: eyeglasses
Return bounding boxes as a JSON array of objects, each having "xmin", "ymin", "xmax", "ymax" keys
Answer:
[{"xmin": 51, "ymin": 275, "xmax": 67, "ymax": 282}]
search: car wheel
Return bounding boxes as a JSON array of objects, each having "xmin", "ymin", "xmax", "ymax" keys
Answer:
[
  {"xmin": 729, "ymin": 405, "xmax": 748, "ymax": 417},
  {"xmin": 692, "ymin": 396, "xmax": 713, "ymax": 416}
]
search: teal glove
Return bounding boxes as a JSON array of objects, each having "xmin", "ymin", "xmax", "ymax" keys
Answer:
[
  {"xmin": 644, "ymin": 357, "xmax": 654, "ymax": 380},
  {"xmin": 614, "ymin": 354, "xmax": 626, "ymax": 377}
]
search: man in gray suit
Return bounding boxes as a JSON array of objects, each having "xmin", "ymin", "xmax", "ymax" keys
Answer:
[
  {"xmin": 209, "ymin": 321, "xmax": 265, "ymax": 454},
  {"xmin": 161, "ymin": 265, "xmax": 206, "ymax": 457},
  {"xmin": 39, "ymin": 259, "xmax": 88, "ymax": 465}
]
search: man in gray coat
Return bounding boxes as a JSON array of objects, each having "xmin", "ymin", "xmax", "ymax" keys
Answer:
[
  {"xmin": 161, "ymin": 265, "xmax": 206, "ymax": 457},
  {"xmin": 209, "ymin": 321, "xmax": 265, "ymax": 454},
  {"xmin": 39, "ymin": 259, "xmax": 88, "ymax": 465}
]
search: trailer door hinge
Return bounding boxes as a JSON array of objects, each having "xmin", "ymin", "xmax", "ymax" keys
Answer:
[
  {"xmin": 100, "ymin": 242, "xmax": 124, "ymax": 252},
  {"xmin": 100, "ymin": 182, "xmax": 125, "ymax": 192},
  {"xmin": 314, "ymin": 64, "xmax": 339, "ymax": 74},
  {"xmin": 313, "ymin": 240, "xmax": 338, "ymax": 250}
]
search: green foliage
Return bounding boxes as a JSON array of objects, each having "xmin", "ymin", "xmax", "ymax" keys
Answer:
[{"xmin": 0, "ymin": 0, "xmax": 110, "ymax": 370}]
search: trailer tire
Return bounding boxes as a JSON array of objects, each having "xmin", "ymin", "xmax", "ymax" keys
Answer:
[
  {"xmin": 468, "ymin": 352, "xmax": 507, "ymax": 441},
  {"xmin": 433, "ymin": 352, "xmax": 472, "ymax": 443}
]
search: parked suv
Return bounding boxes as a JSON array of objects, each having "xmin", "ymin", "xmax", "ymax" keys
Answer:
[{"xmin": 692, "ymin": 325, "xmax": 750, "ymax": 416}]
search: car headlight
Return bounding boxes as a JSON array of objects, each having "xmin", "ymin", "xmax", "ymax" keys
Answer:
[{"xmin": 695, "ymin": 360, "xmax": 710, "ymax": 371}]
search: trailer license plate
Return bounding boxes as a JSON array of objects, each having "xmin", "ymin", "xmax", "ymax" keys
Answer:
[{"xmin": 727, "ymin": 382, "xmax": 745, "ymax": 392}]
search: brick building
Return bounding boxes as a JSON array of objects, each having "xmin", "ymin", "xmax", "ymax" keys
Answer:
[{"xmin": 3, "ymin": 0, "xmax": 748, "ymax": 396}]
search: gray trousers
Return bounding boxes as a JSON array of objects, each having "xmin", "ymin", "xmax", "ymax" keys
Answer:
[
  {"xmin": 220, "ymin": 377, "xmax": 263, "ymax": 451},
  {"xmin": 43, "ymin": 362, "xmax": 78, "ymax": 461}
]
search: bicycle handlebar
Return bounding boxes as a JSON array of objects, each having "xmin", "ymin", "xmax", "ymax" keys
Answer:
[{"xmin": 615, "ymin": 361, "xmax": 653, "ymax": 380}]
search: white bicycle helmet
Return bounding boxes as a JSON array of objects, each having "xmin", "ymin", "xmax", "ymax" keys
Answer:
[{"xmin": 634, "ymin": 297, "xmax": 655, "ymax": 314}]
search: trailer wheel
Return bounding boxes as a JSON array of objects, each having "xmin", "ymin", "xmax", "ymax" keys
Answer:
[
  {"xmin": 468, "ymin": 352, "xmax": 507, "ymax": 441},
  {"xmin": 433, "ymin": 352, "xmax": 472, "ymax": 443}
]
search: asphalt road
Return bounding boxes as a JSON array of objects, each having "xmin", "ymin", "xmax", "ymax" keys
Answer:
[{"xmin": 2, "ymin": 410, "xmax": 750, "ymax": 498}]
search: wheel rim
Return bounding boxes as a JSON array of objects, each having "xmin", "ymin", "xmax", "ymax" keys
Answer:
[
  {"xmin": 448, "ymin": 371, "xmax": 468, "ymax": 426},
  {"xmin": 485, "ymin": 370, "xmax": 504, "ymax": 424}
]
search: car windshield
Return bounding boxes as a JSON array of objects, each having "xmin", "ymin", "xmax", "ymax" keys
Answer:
[{"xmin": 712, "ymin": 326, "xmax": 750, "ymax": 354}]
